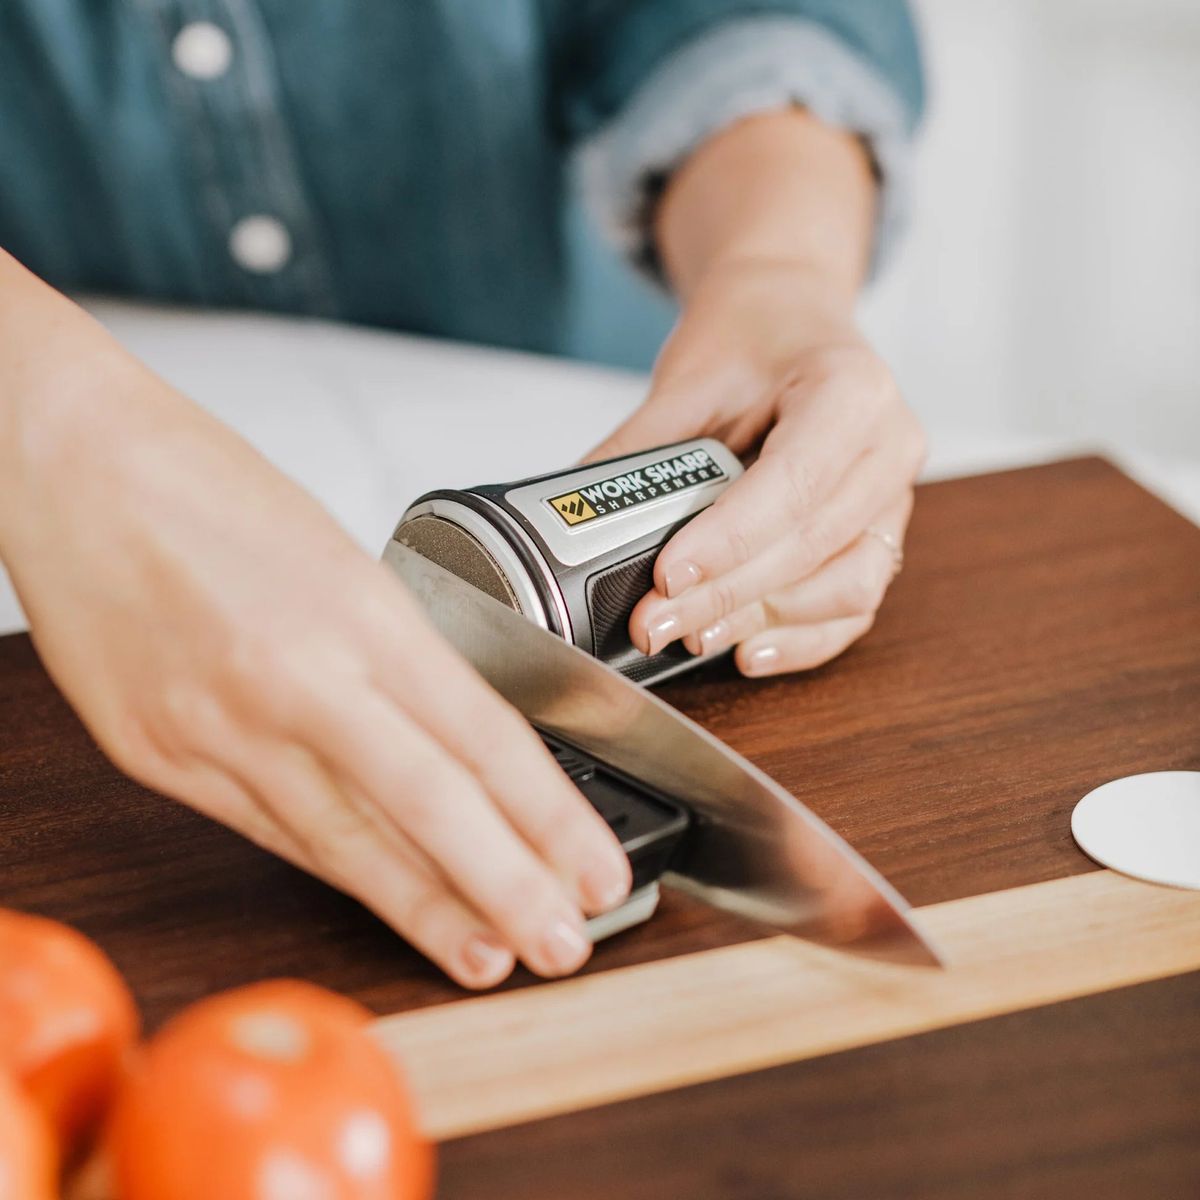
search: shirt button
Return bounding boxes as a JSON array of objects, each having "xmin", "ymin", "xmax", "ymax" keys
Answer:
[
  {"xmin": 228, "ymin": 216, "xmax": 293, "ymax": 274},
  {"xmin": 172, "ymin": 22, "xmax": 234, "ymax": 81}
]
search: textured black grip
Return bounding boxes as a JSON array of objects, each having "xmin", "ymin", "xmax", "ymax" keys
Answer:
[{"xmin": 586, "ymin": 549, "xmax": 692, "ymax": 683}]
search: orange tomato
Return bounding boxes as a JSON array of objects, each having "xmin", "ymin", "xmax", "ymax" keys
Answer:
[
  {"xmin": 0, "ymin": 910, "xmax": 139, "ymax": 1157},
  {"xmin": 0, "ymin": 1069, "xmax": 58, "ymax": 1200},
  {"xmin": 107, "ymin": 979, "xmax": 433, "ymax": 1200}
]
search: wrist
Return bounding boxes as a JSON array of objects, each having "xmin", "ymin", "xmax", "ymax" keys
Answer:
[
  {"xmin": 655, "ymin": 109, "xmax": 874, "ymax": 302},
  {"xmin": 653, "ymin": 254, "xmax": 869, "ymax": 410},
  {"xmin": 690, "ymin": 251, "xmax": 861, "ymax": 326}
]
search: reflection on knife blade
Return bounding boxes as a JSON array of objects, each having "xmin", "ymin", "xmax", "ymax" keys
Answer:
[{"xmin": 383, "ymin": 540, "xmax": 942, "ymax": 967}]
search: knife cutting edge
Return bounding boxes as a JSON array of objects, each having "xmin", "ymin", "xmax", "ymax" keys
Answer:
[{"xmin": 383, "ymin": 539, "xmax": 942, "ymax": 968}]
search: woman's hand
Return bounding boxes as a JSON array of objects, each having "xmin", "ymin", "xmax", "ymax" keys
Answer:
[
  {"xmin": 0, "ymin": 262, "xmax": 630, "ymax": 989},
  {"xmin": 587, "ymin": 109, "xmax": 925, "ymax": 677},
  {"xmin": 588, "ymin": 259, "xmax": 924, "ymax": 676}
]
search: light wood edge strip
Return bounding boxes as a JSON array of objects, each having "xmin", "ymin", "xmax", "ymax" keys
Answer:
[{"xmin": 372, "ymin": 870, "xmax": 1200, "ymax": 1141}]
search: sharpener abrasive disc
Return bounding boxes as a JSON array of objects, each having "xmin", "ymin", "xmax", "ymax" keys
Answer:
[
  {"xmin": 1071, "ymin": 771, "xmax": 1200, "ymax": 890},
  {"xmin": 397, "ymin": 515, "xmax": 520, "ymax": 610}
]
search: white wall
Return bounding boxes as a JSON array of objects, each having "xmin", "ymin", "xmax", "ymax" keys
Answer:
[{"xmin": 861, "ymin": 0, "xmax": 1200, "ymax": 462}]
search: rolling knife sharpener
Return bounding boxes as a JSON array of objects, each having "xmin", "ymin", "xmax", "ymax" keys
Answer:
[
  {"xmin": 384, "ymin": 441, "xmax": 739, "ymax": 939},
  {"xmin": 388, "ymin": 438, "xmax": 743, "ymax": 686}
]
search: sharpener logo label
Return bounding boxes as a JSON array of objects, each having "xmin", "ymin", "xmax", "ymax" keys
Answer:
[
  {"xmin": 550, "ymin": 492, "xmax": 598, "ymax": 526},
  {"xmin": 547, "ymin": 447, "xmax": 725, "ymax": 526}
]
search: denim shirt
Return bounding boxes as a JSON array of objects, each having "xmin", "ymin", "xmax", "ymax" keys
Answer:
[{"xmin": 2, "ymin": 2, "xmax": 924, "ymax": 359}]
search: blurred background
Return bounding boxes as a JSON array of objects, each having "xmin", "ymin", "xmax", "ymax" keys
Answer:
[
  {"xmin": 568, "ymin": 0, "xmax": 1200, "ymax": 471},
  {"xmin": 3, "ymin": 0, "xmax": 1199, "ymax": 635}
]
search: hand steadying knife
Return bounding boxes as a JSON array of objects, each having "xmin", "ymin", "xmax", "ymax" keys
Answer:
[
  {"xmin": 0, "ymin": 111, "xmax": 923, "ymax": 987},
  {"xmin": 386, "ymin": 543, "xmax": 938, "ymax": 967}
]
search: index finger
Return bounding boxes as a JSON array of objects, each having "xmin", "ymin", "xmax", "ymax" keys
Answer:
[
  {"xmin": 653, "ymin": 384, "xmax": 870, "ymax": 598},
  {"xmin": 362, "ymin": 571, "xmax": 634, "ymax": 914}
]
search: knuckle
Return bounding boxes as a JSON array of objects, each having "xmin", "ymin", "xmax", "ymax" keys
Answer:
[
  {"xmin": 709, "ymin": 577, "xmax": 739, "ymax": 622},
  {"xmin": 387, "ymin": 744, "xmax": 486, "ymax": 842},
  {"xmin": 778, "ymin": 453, "xmax": 818, "ymax": 521},
  {"xmin": 471, "ymin": 697, "xmax": 533, "ymax": 764},
  {"xmin": 733, "ymin": 600, "xmax": 768, "ymax": 643},
  {"xmin": 784, "ymin": 345, "xmax": 840, "ymax": 393},
  {"xmin": 213, "ymin": 633, "xmax": 303, "ymax": 723},
  {"xmin": 555, "ymin": 802, "xmax": 614, "ymax": 875},
  {"xmin": 520, "ymin": 787, "xmax": 577, "ymax": 853},
  {"xmin": 101, "ymin": 712, "xmax": 167, "ymax": 783},
  {"xmin": 863, "ymin": 354, "xmax": 898, "ymax": 401},
  {"xmin": 852, "ymin": 373, "xmax": 890, "ymax": 423},
  {"xmin": 396, "ymin": 881, "xmax": 453, "ymax": 947},
  {"xmin": 795, "ymin": 520, "xmax": 832, "ymax": 572},
  {"xmin": 389, "ymin": 766, "xmax": 444, "ymax": 835},
  {"xmin": 494, "ymin": 870, "xmax": 557, "ymax": 939},
  {"xmin": 312, "ymin": 803, "xmax": 376, "ymax": 877},
  {"xmin": 872, "ymin": 557, "xmax": 896, "ymax": 605},
  {"xmin": 760, "ymin": 593, "xmax": 790, "ymax": 630},
  {"xmin": 718, "ymin": 516, "xmax": 754, "ymax": 570},
  {"xmin": 214, "ymin": 629, "xmax": 270, "ymax": 690},
  {"xmin": 844, "ymin": 569, "xmax": 884, "ymax": 615},
  {"xmin": 154, "ymin": 682, "xmax": 222, "ymax": 755},
  {"xmin": 456, "ymin": 703, "xmax": 507, "ymax": 764}
]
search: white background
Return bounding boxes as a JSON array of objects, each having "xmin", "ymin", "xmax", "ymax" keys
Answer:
[{"xmin": 863, "ymin": 0, "xmax": 1200, "ymax": 461}]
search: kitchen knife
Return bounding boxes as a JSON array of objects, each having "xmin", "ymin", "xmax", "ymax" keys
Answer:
[{"xmin": 384, "ymin": 540, "xmax": 941, "ymax": 967}]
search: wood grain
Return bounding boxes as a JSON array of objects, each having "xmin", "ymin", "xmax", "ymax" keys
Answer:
[
  {"xmin": 1, "ymin": 458, "xmax": 1198, "ymax": 1035},
  {"xmin": 374, "ymin": 870, "xmax": 1200, "ymax": 1140},
  {"xmin": 438, "ymin": 970, "xmax": 1200, "ymax": 1200},
  {"xmin": 2, "ymin": 456, "xmax": 1199, "ymax": 1198},
  {"xmin": 0, "ymin": 634, "xmax": 757, "ymax": 1030},
  {"xmin": 658, "ymin": 456, "xmax": 1200, "ymax": 907}
]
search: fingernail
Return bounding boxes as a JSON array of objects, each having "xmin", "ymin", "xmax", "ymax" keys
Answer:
[
  {"xmin": 583, "ymin": 857, "xmax": 631, "ymax": 914},
  {"xmin": 462, "ymin": 934, "xmax": 514, "ymax": 984},
  {"xmin": 744, "ymin": 644, "xmax": 781, "ymax": 676},
  {"xmin": 646, "ymin": 612, "xmax": 681, "ymax": 656},
  {"xmin": 664, "ymin": 561, "xmax": 702, "ymax": 599},
  {"xmin": 700, "ymin": 620, "xmax": 729, "ymax": 654},
  {"xmin": 539, "ymin": 916, "xmax": 590, "ymax": 975}
]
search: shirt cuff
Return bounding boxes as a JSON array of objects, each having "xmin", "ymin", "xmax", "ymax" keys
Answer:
[{"xmin": 573, "ymin": 15, "xmax": 916, "ymax": 287}]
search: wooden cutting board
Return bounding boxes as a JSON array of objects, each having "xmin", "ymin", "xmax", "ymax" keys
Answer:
[{"xmin": 2, "ymin": 457, "xmax": 1198, "ymax": 1198}]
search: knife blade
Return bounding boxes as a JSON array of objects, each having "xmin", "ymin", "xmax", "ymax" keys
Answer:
[{"xmin": 383, "ymin": 540, "xmax": 941, "ymax": 967}]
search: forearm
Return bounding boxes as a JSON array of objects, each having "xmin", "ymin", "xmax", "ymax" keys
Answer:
[
  {"xmin": 0, "ymin": 249, "xmax": 107, "ymax": 439},
  {"xmin": 654, "ymin": 108, "xmax": 876, "ymax": 308},
  {"xmin": 0, "ymin": 255, "xmax": 109, "ymax": 532},
  {"xmin": 0, "ymin": 251, "xmax": 185, "ymax": 561}
]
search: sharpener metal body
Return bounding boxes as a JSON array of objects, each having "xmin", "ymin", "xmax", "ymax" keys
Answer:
[{"xmin": 386, "ymin": 438, "xmax": 743, "ymax": 685}]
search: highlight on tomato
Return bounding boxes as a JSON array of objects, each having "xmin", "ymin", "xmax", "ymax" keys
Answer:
[
  {"xmin": 106, "ymin": 978, "xmax": 434, "ymax": 1200},
  {"xmin": 0, "ymin": 909, "xmax": 139, "ymax": 1160},
  {"xmin": 0, "ymin": 1067, "xmax": 58, "ymax": 1200}
]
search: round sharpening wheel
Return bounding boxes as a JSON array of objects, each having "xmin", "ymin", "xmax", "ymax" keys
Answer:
[{"xmin": 1071, "ymin": 771, "xmax": 1200, "ymax": 889}]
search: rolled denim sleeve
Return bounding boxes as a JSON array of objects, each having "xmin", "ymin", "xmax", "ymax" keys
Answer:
[{"xmin": 557, "ymin": 2, "xmax": 925, "ymax": 283}]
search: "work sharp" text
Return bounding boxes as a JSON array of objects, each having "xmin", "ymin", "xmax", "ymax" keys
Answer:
[{"xmin": 547, "ymin": 447, "xmax": 725, "ymax": 526}]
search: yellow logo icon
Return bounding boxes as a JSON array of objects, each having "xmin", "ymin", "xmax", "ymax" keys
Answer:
[{"xmin": 549, "ymin": 491, "xmax": 598, "ymax": 525}]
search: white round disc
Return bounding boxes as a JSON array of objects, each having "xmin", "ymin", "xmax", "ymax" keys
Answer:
[{"xmin": 1072, "ymin": 771, "xmax": 1200, "ymax": 890}]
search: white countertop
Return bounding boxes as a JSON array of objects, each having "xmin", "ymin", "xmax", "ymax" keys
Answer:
[{"xmin": 2, "ymin": 301, "xmax": 1198, "ymax": 637}]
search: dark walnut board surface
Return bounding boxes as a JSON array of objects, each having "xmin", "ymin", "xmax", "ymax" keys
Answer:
[{"xmin": 2, "ymin": 457, "xmax": 1199, "ymax": 1198}]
